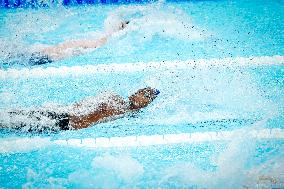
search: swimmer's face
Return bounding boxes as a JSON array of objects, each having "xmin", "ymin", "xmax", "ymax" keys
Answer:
[
  {"xmin": 129, "ymin": 87, "xmax": 160, "ymax": 110},
  {"xmin": 119, "ymin": 21, "xmax": 130, "ymax": 30}
]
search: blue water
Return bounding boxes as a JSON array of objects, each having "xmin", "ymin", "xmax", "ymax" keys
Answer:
[
  {"xmin": 0, "ymin": 0, "xmax": 284, "ymax": 188},
  {"xmin": 0, "ymin": 0, "xmax": 283, "ymax": 68}
]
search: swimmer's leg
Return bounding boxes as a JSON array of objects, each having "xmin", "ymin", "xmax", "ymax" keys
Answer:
[
  {"xmin": 6, "ymin": 110, "xmax": 70, "ymax": 132},
  {"xmin": 28, "ymin": 52, "xmax": 53, "ymax": 65}
]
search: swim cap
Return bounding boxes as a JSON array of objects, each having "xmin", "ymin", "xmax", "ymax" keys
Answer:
[{"xmin": 104, "ymin": 14, "xmax": 125, "ymax": 34}]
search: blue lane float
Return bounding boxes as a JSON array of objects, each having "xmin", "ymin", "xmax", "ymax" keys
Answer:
[{"xmin": 1, "ymin": 0, "xmax": 155, "ymax": 8}]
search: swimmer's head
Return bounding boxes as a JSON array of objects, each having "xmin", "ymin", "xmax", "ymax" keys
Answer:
[
  {"xmin": 104, "ymin": 14, "xmax": 130, "ymax": 34},
  {"xmin": 128, "ymin": 87, "xmax": 160, "ymax": 110}
]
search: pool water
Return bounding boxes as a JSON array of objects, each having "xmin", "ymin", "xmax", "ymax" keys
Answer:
[
  {"xmin": 0, "ymin": 0, "xmax": 284, "ymax": 188},
  {"xmin": 1, "ymin": 0, "xmax": 283, "ymax": 68}
]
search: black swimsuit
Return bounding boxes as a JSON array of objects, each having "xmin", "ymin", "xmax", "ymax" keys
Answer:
[{"xmin": 45, "ymin": 111, "xmax": 70, "ymax": 131}]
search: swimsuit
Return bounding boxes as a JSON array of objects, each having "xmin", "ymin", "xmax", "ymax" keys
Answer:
[
  {"xmin": 28, "ymin": 52, "xmax": 53, "ymax": 65},
  {"xmin": 45, "ymin": 111, "xmax": 70, "ymax": 131}
]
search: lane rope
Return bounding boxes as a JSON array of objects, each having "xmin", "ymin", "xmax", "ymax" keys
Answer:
[
  {"xmin": 1, "ymin": 55, "xmax": 284, "ymax": 79},
  {"xmin": 1, "ymin": 128, "xmax": 283, "ymax": 153}
]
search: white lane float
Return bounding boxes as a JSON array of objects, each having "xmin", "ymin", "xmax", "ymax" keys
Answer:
[
  {"xmin": 1, "ymin": 55, "xmax": 284, "ymax": 79},
  {"xmin": 0, "ymin": 128, "xmax": 283, "ymax": 153}
]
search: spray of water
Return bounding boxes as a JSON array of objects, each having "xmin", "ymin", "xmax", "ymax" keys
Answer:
[
  {"xmin": 0, "ymin": 3, "xmax": 283, "ymax": 188},
  {"xmin": 105, "ymin": 4, "xmax": 208, "ymax": 41},
  {"xmin": 158, "ymin": 119, "xmax": 284, "ymax": 188}
]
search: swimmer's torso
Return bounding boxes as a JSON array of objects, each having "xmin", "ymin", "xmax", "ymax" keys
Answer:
[{"xmin": 68, "ymin": 92, "xmax": 129, "ymax": 129}]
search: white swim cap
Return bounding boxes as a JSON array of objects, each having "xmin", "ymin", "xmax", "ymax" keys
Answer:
[{"xmin": 104, "ymin": 14, "xmax": 125, "ymax": 34}]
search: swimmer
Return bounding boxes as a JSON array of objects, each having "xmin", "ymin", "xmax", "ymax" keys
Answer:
[
  {"xmin": 2, "ymin": 87, "xmax": 160, "ymax": 132},
  {"xmin": 28, "ymin": 20, "xmax": 130, "ymax": 65}
]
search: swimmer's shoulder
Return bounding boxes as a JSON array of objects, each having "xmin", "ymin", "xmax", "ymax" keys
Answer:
[{"xmin": 70, "ymin": 91, "xmax": 126, "ymax": 114}]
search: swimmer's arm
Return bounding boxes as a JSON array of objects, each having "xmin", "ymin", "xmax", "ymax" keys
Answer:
[
  {"xmin": 69, "ymin": 95, "xmax": 128, "ymax": 130},
  {"xmin": 56, "ymin": 37, "xmax": 107, "ymax": 50},
  {"xmin": 41, "ymin": 36, "xmax": 108, "ymax": 60},
  {"xmin": 69, "ymin": 103, "xmax": 128, "ymax": 130}
]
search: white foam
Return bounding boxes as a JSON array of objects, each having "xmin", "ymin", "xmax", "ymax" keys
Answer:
[
  {"xmin": 106, "ymin": 4, "xmax": 207, "ymax": 41},
  {"xmin": 92, "ymin": 154, "xmax": 144, "ymax": 182},
  {"xmin": 1, "ymin": 56, "xmax": 283, "ymax": 80},
  {"xmin": 1, "ymin": 128, "xmax": 282, "ymax": 154},
  {"xmin": 0, "ymin": 137, "xmax": 52, "ymax": 153}
]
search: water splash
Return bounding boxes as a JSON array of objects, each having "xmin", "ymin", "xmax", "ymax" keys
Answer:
[
  {"xmin": 68, "ymin": 154, "xmax": 144, "ymax": 188},
  {"xmin": 159, "ymin": 119, "xmax": 284, "ymax": 188},
  {"xmin": 106, "ymin": 4, "xmax": 207, "ymax": 41}
]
